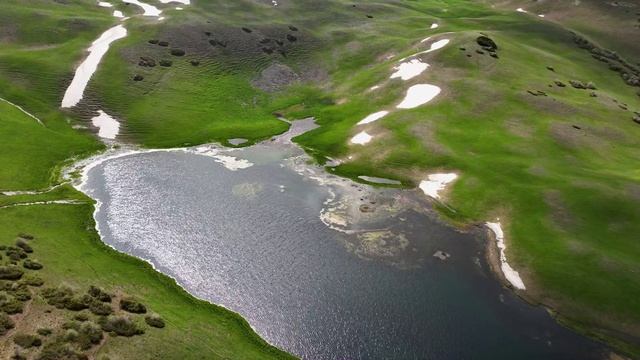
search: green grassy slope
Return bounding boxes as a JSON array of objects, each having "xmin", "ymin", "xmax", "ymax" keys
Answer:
[{"xmin": 1, "ymin": 0, "xmax": 639, "ymax": 357}]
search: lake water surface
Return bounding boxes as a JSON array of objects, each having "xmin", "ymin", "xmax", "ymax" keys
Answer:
[{"xmin": 82, "ymin": 140, "xmax": 606, "ymax": 359}]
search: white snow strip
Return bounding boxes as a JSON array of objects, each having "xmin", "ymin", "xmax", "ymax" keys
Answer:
[
  {"xmin": 91, "ymin": 110, "xmax": 120, "ymax": 139},
  {"xmin": 122, "ymin": 0, "xmax": 162, "ymax": 16},
  {"xmin": 486, "ymin": 221, "xmax": 526, "ymax": 290},
  {"xmin": 61, "ymin": 25, "xmax": 127, "ymax": 108},
  {"xmin": 419, "ymin": 173, "xmax": 457, "ymax": 200},
  {"xmin": 175, "ymin": 7, "xmax": 183, "ymax": 10},
  {"xmin": 430, "ymin": 23, "xmax": 439, "ymax": 29},
  {"xmin": 0, "ymin": 97, "xmax": 44, "ymax": 126},
  {"xmin": 113, "ymin": 10, "xmax": 124, "ymax": 18},
  {"xmin": 538, "ymin": 14, "xmax": 545, "ymax": 18},
  {"xmin": 420, "ymin": 36, "xmax": 432, "ymax": 44},
  {"xmin": 357, "ymin": 111, "xmax": 389, "ymax": 125},
  {"xmin": 397, "ymin": 84, "xmax": 441, "ymax": 109},
  {"xmin": 98, "ymin": 1, "xmax": 113, "ymax": 7},
  {"xmin": 369, "ymin": 85, "xmax": 380, "ymax": 91},
  {"xmin": 350, "ymin": 131, "xmax": 373, "ymax": 145},
  {"xmin": 391, "ymin": 58, "xmax": 430, "ymax": 81},
  {"xmin": 516, "ymin": 7, "xmax": 527, "ymax": 13}
]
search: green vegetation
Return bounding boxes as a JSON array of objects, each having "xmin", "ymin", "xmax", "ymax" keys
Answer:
[{"xmin": 1, "ymin": 0, "xmax": 639, "ymax": 357}]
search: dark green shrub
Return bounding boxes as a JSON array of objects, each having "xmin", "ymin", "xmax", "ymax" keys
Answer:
[
  {"xmin": 36, "ymin": 328, "xmax": 52, "ymax": 336},
  {"xmin": 15, "ymin": 239, "xmax": 33, "ymax": 253},
  {"xmin": 13, "ymin": 334, "xmax": 42, "ymax": 348},
  {"xmin": 5, "ymin": 247, "xmax": 27, "ymax": 261},
  {"xmin": 0, "ymin": 266, "xmax": 24, "ymax": 280},
  {"xmin": 42, "ymin": 286, "xmax": 73, "ymax": 308},
  {"xmin": 144, "ymin": 314, "xmax": 165, "ymax": 328},
  {"xmin": 170, "ymin": 48, "xmax": 185, "ymax": 56},
  {"xmin": 159, "ymin": 59, "xmax": 173, "ymax": 67},
  {"xmin": 36, "ymin": 342, "xmax": 88, "ymax": 360},
  {"xmin": 23, "ymin": 259, "xmax": 43, "ymax": 270},
  {"xmin": 22, "ymin": 275, "xmax": 44, "ymax": 287},
  {"xmin": 0, "ymin": 293, "xmax": 24, "ymax": 314},
  {"xmin": 74, "ymin": 313, "xmax": 89, "ymax": 322},
  {"xmin": 120, "ymin": 298, "xmax": 146, "ymax": 314},
  {"xmin": 17, "ymin": 233, "xmax": 34, "ymax": 240},
  {"xmin": 89, "ymin": 300, "xmax": 112, "ymax": 316},
  {"xmin": 88, "ymin": 286, "xmax": 111, "ymax": 302},
  {"xmin": 0, "ymin": 312, "xmax": 15, "ymax": 335},
  {"xmin": 77, "ymin": 322, "xmax": 103, "ymax": 350},
  {"xmin": 65, "ymin": 294, "xmax": 92, "ymax": 311},
  {"xmin": 101, "ymin": 316, "xmax": 144, "ymax": 337}
]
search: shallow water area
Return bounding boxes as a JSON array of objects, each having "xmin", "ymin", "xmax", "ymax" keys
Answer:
[{"xmin": 80, "ymin": 126, "xmax": 608, "ymax": 359}]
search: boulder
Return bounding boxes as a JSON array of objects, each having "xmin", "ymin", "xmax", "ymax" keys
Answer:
[
  {"xmin": 190, "ymin": 60, "xmax": 200, "ymax": 66},
  {"xmin": 138, "ymin": 57, "xmax": 156, "ymax": 67},
  {"xmin": 633, "ymin": 115, "xmax": 640, "ymax": 125},
  {"xmin": 241, "ymin": 27, "xmax": 252, "ymax": 33},
  {"xmin": 288, "ymin": 25, "xmax": 298, "ymax": 31},
  {"xmin": 159, "ymin": 60, "xmax": 173, "ymax": 67},
  {"xmin": 286, "ymin": 34, "xmax": 297, "ymax": 42},
  {"xmin": 133, "ymin": 75, "xmax": 144, "ymax": 82},
  {"xmin": 554, "ymin": 80, "xmax": 566, "ymax": 87},
  {"xmin": 157, "ymin": 41, "xmax": 169, "ymax": 47},
  {"xmin": 147, "ymin": 39, "xmax": 158, "ymax": 45}
]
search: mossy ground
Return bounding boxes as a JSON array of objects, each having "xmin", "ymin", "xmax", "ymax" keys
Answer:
[{"xmin": 1, "ymin": 0, "xmax": 639, "ymax": 357}]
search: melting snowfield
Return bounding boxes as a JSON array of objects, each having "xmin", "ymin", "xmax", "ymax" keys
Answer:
[
  {"xmin": 487, "ymin": 222, "xmax": 527, "ymax": 290},
  {"xmin": 61, "ymin": 25, "xmax": 127, "ymax": 108},
  {"xmin": 419, "ymin": 173, "xmax": 458, "ymax": 200},
  {"xmin": 397, "ymin": 84, "xmax": 441, "ymax": 109}
]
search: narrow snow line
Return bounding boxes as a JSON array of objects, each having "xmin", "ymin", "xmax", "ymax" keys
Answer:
[
  {"xmin": 350, "ymin": 131, "xmax": 373, "ymax": 145},
  {"xmin": 0, "ymin": 97, "xmax": 44, "ymax": 126},
  {"xmin": 357, "ymin": 111, "xmax": 389, "ymax": 125},
  {"xmin": 486, "ymin": 221, "xmax": 526, "ymax": 290},
  {"xmin": 0, "ymin": 200, "xmax": 86, "ymax": 209}
]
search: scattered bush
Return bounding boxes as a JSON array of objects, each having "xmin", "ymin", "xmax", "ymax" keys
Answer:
[
  {"xmin": 158, "ymin": 41, "xmax": 169, "ymax": 47},
  {"xmin": 0, "ymin": 312, "xmax": 15, "ymax": 335},
  {"xmin": 159, "ymin": 60, "xmax": 173, "ymax": 67},
  {"xmin": 17, "ymin": 233, "xmax": 34, "ymax": 240},
  {"xmin": 138, "ymin": 56, "xmax": 156, "ymax": 67},
  {"xmin": 476, "ymin": 35, "xmax": 497, "ymax": 51},
  {"xmin": 22, "ymin": 275, "xmax": 44, "ymax": 287},
  {"xmin": 11, "ymin": 351, "xmax": 26, "ymax": 360},
  {"xmin": 0, "ymin": 266, "xmax": 24, "ymax": 280},
  {"xmin": 23, "ymin": 259, "xmax": 43, "ymax": 270},
  {"xmin": 144, "ymin": 314, "xmax": 165, "ymax": 328},
  {"xmin": 77, "ymin": 322, "xmax": 103, "ymax": 349},
  {"xmin": 36, "ymin": 328, "xmax": 52, "ymax": 336},
  {"xmin": 120, "ymin": 298, "xmax": 146, "ymax": 314},
  {"xmin": 0, "ymin": 293, "xmax": 24, "ymax": 314},
  {"xmin": 15, "ymin": 239, "xmax": 33, "ymax": 253},
  {"xmin": 288, "ymin": 25, "xmax": 298, "ymax": 31},
  {"xmin": 133, "ymin": 75, "xmax": 144, "ymax": 82},
  {"xmin": 190, "ymin": 60, "xmax": 200, "ymax": 66},
  {"xmin": 88, "ymin": 286, "xmax": 111, "ymax": 302},
  {"xmin": 42, "ymin": 286, "xmax": 91, "ymax": 310},
  {"xmin": 170, "ymin": 49, "xmax": 185, "ymax": 56},
  {"xmin": 13, "ymin": 334, "xmax": 42, "ymax": 348},
  {"xmin": 286, "ymin": 34, "xmax": 297, "ymax": 42},
  {"xmin": 63, "ymin": 329, "xmax": 79, "ymax": 342},
  {"xmin": 89, "ymin": 300, "xmax": 113, "ymax": 316},
  {"xmin": 5, "ymin": 248, "xmax": 26, "ymax": 262},
  {"xmin": 74, "ymin": 313, "xmax": 89, "ymax": 322},
  {"xmin": 36, "ymin": 342, "xmax": 88, "ymax": 360},
  {"xmin": 148, "ymin": 39, "xmax": 159, "ymax": 44},
  {"xmin": 101, "ymin": 316, "xmax": 144, "ymax": 337},
  {"xmin": 242, "ymin": 27, "xmax": 252, "ymax": 33}
]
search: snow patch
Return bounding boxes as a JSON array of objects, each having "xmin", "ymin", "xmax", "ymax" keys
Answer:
[
  {"xmin": 350, "ymin": 131, "xmax": 373, "ymax": 145},
  {"xmin": 391, "ymin": 59, "xmax": 430, "ymax": 81},
  {"xmin": 91, "ymin": 110, "xmax": 120, "ymax": 139},
  {"xmin": 61, "ymin": 25, "xmax": 127, "ymax": 108},
  {"xmin": 516, "ymin": 7, "xmax": 527, "ymax": 13},
  {"xmin": 357, "ymin": 111, "xmax": 389, "ymax": 125},
  {"xmin": 419, "ymin": 173, "xmax": 457, "ymax": 199},
  {"xmin": 397, "ymin": 84, "xmax": 441, "ymax": 109},
  {"xmin": 430, "ymin": 23, "xmax": 439, "ymax": 29},
  {"xmin": 486, "ymin": 221, "xmax": 526, "ymax": 290},
  {"xmin": 98, "ymin": 1, "xmax": 113, "ymax": 7},
  {"xmin": 113, "ymin": 10, "xmax": 124, "ymax": 18}
]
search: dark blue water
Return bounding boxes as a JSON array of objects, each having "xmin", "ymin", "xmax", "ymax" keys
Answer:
[{"xmin": 83, "ymin": 146, "xmax": 606, "ymax": 359}]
